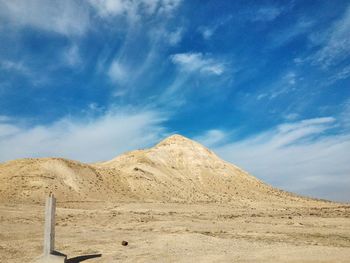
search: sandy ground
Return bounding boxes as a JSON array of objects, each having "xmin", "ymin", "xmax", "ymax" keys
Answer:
[{"xmin": 1, "ymin": 201, "xmax": 349, "ymax": 263}]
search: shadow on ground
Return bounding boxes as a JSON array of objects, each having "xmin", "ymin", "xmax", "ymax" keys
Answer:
[{"xmin": 66, "ymin": 254, "xmax": 102, "ymax": 263}]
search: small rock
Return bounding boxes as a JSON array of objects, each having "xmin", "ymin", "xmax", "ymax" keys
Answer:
[{"xmin": 121, "ymin": 240, "xmax": 128, "ymax": 246}]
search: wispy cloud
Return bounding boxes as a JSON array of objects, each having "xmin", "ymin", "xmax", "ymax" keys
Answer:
[
  {"xmin": 0, "ymin": 122, "xmax": 20, "ymax": 137},
  {"xmin": 92, "ymin": 0, "xmax": 183, "ymax": 98},
  {"xmin": 339, "ymin": 98, "xmax": 350, "ymax": 130},
  {"xmin": 198, "ymin": 15, "xmax": 233, "ymax": 40},
  {"xmin": 167, "ymin": 27, "xmax": 183, "ymax": 45},
  {"xmin": 198, "ymin": 26, "xmax": 215, "ymax": 40},
  {"xmin": 252, "ymin": 6, "xmax": 285, "ymax": 22},
  {"xmin": 0, "ymin": 116, "xmax": 11, "ymax": 122},
  {"xmin": 0, "ymin": 60, "xmax": 29, "ymax": 75},
  {"xmin": 89, "ymin": 0, "xmax": 182, "ymax": 21},
  {"xmin": 195, "ymin": 129, "xmax": 228, "ymax": 148},
  {"xmin": 62, "ymin": 44, "xmax": 82, "ymax": 67},
  {"xmin": 0, "ymin": 59, "xmax": 49, "ymax": 86},
  {"xmin": 270, "ymin": 19, "xmax": 315, "ymax": 48},
  {"xmin": 256, "ymin": 71, "xmax": 298, "ymax": 101},
  {"xmin": 0, "ymin": 108, "xmax": 167, "ymax": 163},
  {"xmin": 205, "ymin": 117, "xmax": 350, "ymax": 202},
  {"xmin": 108, "ymin": 60, "xmax": 128, "ymax": 84},
  {"xmin": 170, "ymin": 52, "xmax": 225, "ymax": 75},
  {"xmin": 89, "ymin": 0, "xmax": 126, "ymax": 17},
  {"xmin": 157, "ymin": 0, "xmax": 182, "ymax": 16},
  {"xmin": 150, "ymin": 26, "xmax": 184, "ymax": 46},
  {"xmin": 284, "ymin": 113, "xmax": 300, "ymax": 121},
  {"xmin": 308, "ymin": 6, "xmax": 350, "ymax": 68},
  {"xmin": 326, "ymin": 65, "xmax": 350, "ymax": 85},
  {"xmin": 0, "ymin": 0, "xmax": 182, "ymax": 37},
  {"xmin": 0, "ymin": 0, "xmax": 90, "ymax": 36}
]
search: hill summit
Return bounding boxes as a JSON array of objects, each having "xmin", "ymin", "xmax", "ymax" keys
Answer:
[{"xmin": 0, "ymin": 134, "xmax": 310, "ymax": 204}]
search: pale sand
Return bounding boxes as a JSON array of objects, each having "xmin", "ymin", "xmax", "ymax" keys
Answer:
[{"xmin": 0, "ymin": 201, "xmax": 349, "ymax": 262}]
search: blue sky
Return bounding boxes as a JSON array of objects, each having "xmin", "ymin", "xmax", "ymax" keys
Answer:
[{"xmin": 0, "ymin": 0, "xmax": 349, "ymax": 202}]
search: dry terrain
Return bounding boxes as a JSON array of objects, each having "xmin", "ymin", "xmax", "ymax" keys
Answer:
[{"xmin": 0, "ymin": 135, "xmax": 349, "ymax": 262}]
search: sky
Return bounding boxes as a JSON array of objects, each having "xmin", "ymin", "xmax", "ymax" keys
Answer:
[{"xmin": 0, "ymin": 0, "xmax": 349, "ymax": 202}]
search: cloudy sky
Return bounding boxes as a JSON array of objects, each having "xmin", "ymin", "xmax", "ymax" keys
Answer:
[{"xmin": 0, "ymin": 0, "xmax": 349, "ymax": 202}]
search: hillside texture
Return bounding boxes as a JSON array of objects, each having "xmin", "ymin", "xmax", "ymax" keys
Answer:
[{"xmin": 0, "ymin": 135, "xmax": 322, "ymax": 204}]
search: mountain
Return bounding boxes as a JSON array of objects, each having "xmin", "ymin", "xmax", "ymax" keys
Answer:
[{"xmin": 0, "ymin": 134, "xmax": 319, "ymax": 204}]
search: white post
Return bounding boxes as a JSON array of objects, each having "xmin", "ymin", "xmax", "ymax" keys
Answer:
[{"xmin": 43, "ymin": 194, "xmax": 56, "ymax": 256}]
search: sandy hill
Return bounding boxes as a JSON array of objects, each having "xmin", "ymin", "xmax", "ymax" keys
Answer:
[{"xmin": 0, "ymin": 134, "xmax": 322, "ymax": 204}]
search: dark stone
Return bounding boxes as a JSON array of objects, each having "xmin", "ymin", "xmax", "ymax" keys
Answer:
[{"xmin": 121, "ymin": 240, "xmax": 128, "ymax": 246}]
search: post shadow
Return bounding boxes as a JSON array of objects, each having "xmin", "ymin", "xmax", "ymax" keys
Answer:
[{"xmin": 66, "ymin": 254, "xmax": 102, "ymax": 263}]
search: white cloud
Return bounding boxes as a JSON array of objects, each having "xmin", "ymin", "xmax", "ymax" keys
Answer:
[
  {"xmin": 198, "ymin": 16, "xmax": 233, "ymax": 40},
  {"xmin": 199, "ymin": 27, "xmax": 215, "ymax": 40},
  {"xmin": 309, "ymin": 6, "xmax": 350, "ymax": 68},
  {"xmin": 0, "ymin": 59, "xmax": 49, "ymax": 86},
  {"xmin": 0, "ymin": 109, "xmax": 166, "ymax": 163},
  {"xmin": 284, "ymin": 113, "xmax": 299, "ymax": 121},
  {"xmin": 0, "ymin": 60, "xmax": 29, "ymax": 75},
  {"xmin": 325, "ymin": 65, "xmax": 350, "ymax": 85},
  {"xmin": 157, "ymin": 0, "xmax": 182, "ymax": 16},
  {"xmin": 63, "ymin": 44, "xmax": 82, "ymax": 67},
  {"xmin": 291, "ymin": 6, "xmax": 350, "ymax": 74},
  {"xmin": 0, "ymin": 116, "xmax": 11, "ymax": 122},
  {"xmin": 108, "ymin": 60, "xmax": 128, "ymax": 83},
  {"xmin": 256, "ymin": 93, "xmax": 268, "ymax": 101},
  {"xmin": 339, "ymin": 99, "xmax": 350, "ymax": 130},
  {"xmin": 285, "ymin": 72, "xmax": 297, "ymax": 85},
  {"xmin": 89, "ymin": 0, "xmax": 181, "ymax": 21},
  {"xmin": 0, "ymin": 0, "xmax": 90, "ymax": 36},
  {"xmin": 195, "ymin": 129, "xmax": 228, "ymax": 148},
  {"xmin": 270, "ymin": 19, "xmax": 315, "ymax": 48},
  {"xmin": 256, "ymin": 71, "xmax": 298, "ymax": 101},
  {"xmin": 207, "ymin": 117, "xmax": 350, "ymax": 202},
  {"xmin": 89, "ymin": 0, "xmax": 126, "ymax": 17},
  {"xmin": 252, "ymin": 6, "xmax": 284, "ymax": 22},
  {"xmin": 333, "ymin": 65, "xmax": 350, "ymax": 81},
  {"xmin": 170, "ymin": 52, "xmax": 225, "ymax": 75},
  {"xmin": 167, "ymin": 28, "xmax": 183, "ymax": 45},
  {"xmin": 0, "ymin": 123, "xmax": 20, "ymax": 137},
  {"xmin": 141, "ymin": 0, "xmax": 159, "ymax": 15},
  {"xmin": 152, "ymin": 26, "xmax": 184, "ymax": 46}
]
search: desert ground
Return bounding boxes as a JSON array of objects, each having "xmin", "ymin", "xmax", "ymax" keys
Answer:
[
  {"xmin": 1, "ymin": 200, "xmax": 350, "ymax": 262},
  {"xmin": 0, "ymin": 135, "xmax": 349, "ymax": 262}
]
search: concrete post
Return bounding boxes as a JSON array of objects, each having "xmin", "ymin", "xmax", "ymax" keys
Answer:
[
  {"xmin": 34, "ymin": 195, "xmax": 66, "ymax": 262},
  {"xmin": 43, "ymin": 194, "xmax": 56, "ymax": 256}
]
